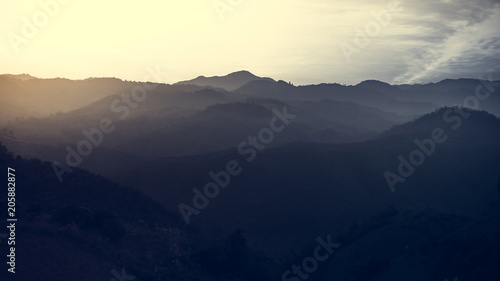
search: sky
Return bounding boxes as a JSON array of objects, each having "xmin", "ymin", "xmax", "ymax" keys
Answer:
[{"xmin": 1, "ymin": 0, "xmax": 499, "ymax": 85}]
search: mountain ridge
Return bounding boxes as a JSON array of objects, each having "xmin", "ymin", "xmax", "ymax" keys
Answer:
[{"xmin": 174, "ymin": 70, "xmax": 276, "ymax": 91}]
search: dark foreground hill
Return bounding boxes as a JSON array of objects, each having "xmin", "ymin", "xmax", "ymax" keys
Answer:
[
  {"xmin": 1, "ymin": 107, "xmax": 499, "ymax": 280},
  {"xmin": 113, "ymin": 108, "xmax": 500, "ymax": 280},
  {"xmin": 0, "ymin": 141, "xmax": 195, "ymax": 280},
  {"xmin": 0, "ymin": 143, "xmax": 284, "ymax": 281}
]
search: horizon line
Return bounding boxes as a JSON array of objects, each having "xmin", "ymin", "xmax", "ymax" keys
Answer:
[{"xmin": 1, "ymin": 72, "xmax": 498, "ymax": 88}]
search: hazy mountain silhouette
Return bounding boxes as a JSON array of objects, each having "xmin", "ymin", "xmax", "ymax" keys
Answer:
[
  {"xmin": 114, "ymin": 108, "xmax": 500, "ymax": 259},
  {"xmin": 0, "ymin": 73, "xmax": 38, "ymax": 81},
  {"xmin": 175, "ymin": 70, "xmax": 276, "ymax": 91},
  {"xmin": 0, "ymin": 75, "xmax": 152, "ymax": 123},
  {"xmin": 235, "ymin": 79, "xmax": 439, "ymax": 116},
  {"xmin": 1, "ymin": 72, "xmax": 500, "ymax": 281},
  {"xmin": 2, "ymin": 74, "xmax": 499, "ymax": 185},
  {"xmin": 390, "ymin": 78, "xmax": 500, "ymax": 115},
  {"xmin": 0, "ymin": 98, "xmax": 413, "ymax": 173}
]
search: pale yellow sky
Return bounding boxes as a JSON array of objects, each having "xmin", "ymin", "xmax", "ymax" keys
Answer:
[{"xmin": 1, "ymin": 0, "xmax": 499, "ymax": 85}]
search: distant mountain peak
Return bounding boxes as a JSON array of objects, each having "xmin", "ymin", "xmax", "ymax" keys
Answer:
[
  {"xmin": 1, "ymin": 73, "xmax": 38, "ymax": 81},
  {"xmin": 174, "ymin": 70, "xmax": 275, "ymax": 91},
  {"xmin": 357, "ymin": 80, "xmax": 391, "ymax": 87},
  {"xmin": 227, "ymin": 70, "xmax": 257, "ymax": 76}
]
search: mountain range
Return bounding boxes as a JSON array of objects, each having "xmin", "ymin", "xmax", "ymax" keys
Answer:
[{"xmin": 1, "ymin": 71, "xmax": 499, "ymax": 281}]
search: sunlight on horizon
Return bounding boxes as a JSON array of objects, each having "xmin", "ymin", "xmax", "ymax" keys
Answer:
[{"xmin": 1, "ymin": 0, "xmax": 499, "ymax": 85}]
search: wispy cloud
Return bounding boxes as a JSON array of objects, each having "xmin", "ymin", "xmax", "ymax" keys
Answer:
[
  {"xmin": 393, "ymin": 1, "xmax": 500, "ymax": 84},
  {"xmin": 1, "ymin": 0, "xmax": 499, "ymax": 85}
]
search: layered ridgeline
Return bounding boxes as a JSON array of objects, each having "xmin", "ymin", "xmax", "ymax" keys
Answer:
[
  {"xmin": 1, "ymin": 109, "xmax": 499, "ymax": 280},
  {"xmin": 1, "ymin": 72, "xmax": 500, "ymax": 280},
  {"xmin": 1, "ymin": 72, "xmax": 499, "ymax": 182},
  {"xmin": 0, "ymin": 74, "xmax": 145, "ymax": 123},
  {"xmin": 115, "ymin": 108, "xmax": 500, "ymax": 280}
]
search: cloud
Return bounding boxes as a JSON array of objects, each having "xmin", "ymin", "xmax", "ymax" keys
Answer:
[
  {"xmin": 392, "ymin": 1, "xmax": 500, "ymax": 84},
  {"xmin": 2, "ymin": 0, "xmax": 499, "ymax": 85}
]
